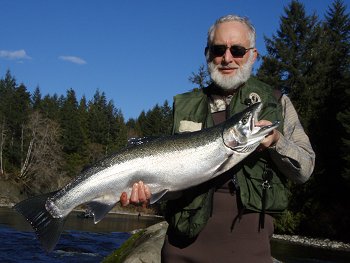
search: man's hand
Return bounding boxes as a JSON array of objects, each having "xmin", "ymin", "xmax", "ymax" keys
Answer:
[
  {"xmin": 255, "ymin": 120, "xmax": 280, "ymax": 152},
  {"xmin": 120, "ymin": 181, "xmax": 151, "ymax": 207}
]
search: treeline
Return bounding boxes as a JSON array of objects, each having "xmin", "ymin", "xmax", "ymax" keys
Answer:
[
  {"xmin": 0, "ymin": 70, "xmax": 172, "ymax": 194},
  {"xmin": 0, "ymin": 0, "xmax": 349, "ymax": 242},
  {"xmin": 258, "ymin": 0, "xmax": 350, "ymax": 242}
]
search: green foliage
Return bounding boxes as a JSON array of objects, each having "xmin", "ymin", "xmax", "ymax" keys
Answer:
[
  {"xmin": 0, "ymin": 71, "xmax": 31, "ymax": 170},
  {"xmin": 60, "ymin": 89, "xmax": 85, "ymax": 154},
  {"xmin": 274, "ymin": 210, "xmax": 302, "ymax": 234},
  {"xmin": 0, "ymin": 71, "xmax": 128, "ymax": 189},
  {"xmin": 102, "ymin": 230, "xmax": 146, "ymax": 263},
  {"xmin": 257, "ymin": 0, "xmax": 323, "ymax": 128},
  {"xmin": 132, "ymin": 100, "xmax": 173, "ymax": 138},
  {"xmin": 257, "ymin": 0, "xmax": 350, "ymax": 242},
  {"xmin": 188, "ymin": 64, "xmax": 211, "ymax": 89}
]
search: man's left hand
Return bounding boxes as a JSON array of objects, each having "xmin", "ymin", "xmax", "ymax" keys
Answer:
[{"xmin": 255, "ymin": 120, "xmax": 280, "ymax": 152}]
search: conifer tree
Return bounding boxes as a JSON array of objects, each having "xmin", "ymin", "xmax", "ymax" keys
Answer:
[
  {"xmin": 257, "ymin": 0, "xmax": 350, "ymax": 240},
  {"xmin": 78, "ymin": 95, "xmax": 89, "ymax": 154},
  {"xmin": 32, "ymin": 86, "xmax": 42, "ymax": 111},
  {"xmin": 60, "ymin": 89, "xmax": 86, "ymax": 177},
  {"xmin": 87, "ymin": 90, "xmax": 110, "ymax": 146},
  {"xmin": 112, "ymin": 108, "xmax": 128, "ymax": 151},
  {"xmin": 0, "ymin": 71, "xmax": 31, "ymax": 174},
  {"xmin": 257, "ymin": 0, "xmax": 321, "ymax": 128},
  {"xmin": 136, "ymin": 101, "xmax": 173, "ymax": 137},
  {"xmin": 60, "ymin": 89, "xmax": 85, "ymax": 154},
  {"xmin": 41, "ymin": 94, "xmax": 61, "ymax": 120},
  {"xmin": 160, "ymin": 100, "xmax": 173, "ymax": 135},
  {"xmin": 323, "ymin": 0, "xmax": 350, "ymax": 184}
]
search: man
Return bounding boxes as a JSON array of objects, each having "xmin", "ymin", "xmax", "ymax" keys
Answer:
[{"xmin": 122, "ymin": 15, "xmax": 315, "ymax": 262}]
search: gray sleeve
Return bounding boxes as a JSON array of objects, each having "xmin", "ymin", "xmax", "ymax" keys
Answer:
[{"xmin": 269, "ymin": 95, "xmax": 315, "ymax": 184}]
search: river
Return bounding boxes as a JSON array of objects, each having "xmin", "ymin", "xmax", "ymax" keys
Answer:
[
  {"xmin": 0, "ymin": 206, "xmax": 162, "ymax": 262},
  {"xmin": 1, "ymin": 207, "xmax": 349, "ymax": 262}
]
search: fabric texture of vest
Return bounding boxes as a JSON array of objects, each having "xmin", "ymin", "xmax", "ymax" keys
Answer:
[{"xmin": 163, "ymin": 77, "xmax": 289, "ymax": 238}]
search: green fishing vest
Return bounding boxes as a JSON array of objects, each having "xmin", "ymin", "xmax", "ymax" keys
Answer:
[{"xmin": 163, "ymin": 77, "xmax": 289, "ymax": 238}]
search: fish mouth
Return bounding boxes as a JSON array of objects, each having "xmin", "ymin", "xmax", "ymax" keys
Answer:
[
  {"xmin": 251, "ymin": 121, "xmax": 280, "ymax": 139},
  {"xmin": 244, "ymin": 104, "xmax": 280, "ymax": 149},
  {"xmin": 250, "ymin": 102, "xmax": 280, "ymax": 140},
  {"xmin": 224, "ymin": 102, "xmax": 280, "ymax": 152}
]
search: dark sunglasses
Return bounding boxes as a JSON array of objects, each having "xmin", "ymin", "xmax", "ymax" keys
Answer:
[{"xmin": 209, "ymin": 45, "xmax": 254, "ymax": 57}]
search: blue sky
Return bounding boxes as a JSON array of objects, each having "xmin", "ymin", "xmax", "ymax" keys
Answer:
[{"xmin": 1, "ymin": 0, "xmax": 348, "ymax": 120}]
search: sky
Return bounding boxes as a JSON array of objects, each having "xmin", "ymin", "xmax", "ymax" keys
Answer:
[{"xmin": 1, "ymin": 0, "xmax": 349, "ymax": 120}]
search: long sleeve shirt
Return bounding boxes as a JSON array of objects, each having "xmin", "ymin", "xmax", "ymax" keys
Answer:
[{"xmin": 269, "ymin": 95, "xmax": 315, "ymax": 184}]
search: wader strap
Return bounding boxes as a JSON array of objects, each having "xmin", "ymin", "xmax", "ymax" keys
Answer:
[
  {"xmin": 259, "ymin": 164, "xmax": 273, "ymax": 230},
  {"xmin": 211, "ymin": 110, "xmax": 227, "ymax": 126}
]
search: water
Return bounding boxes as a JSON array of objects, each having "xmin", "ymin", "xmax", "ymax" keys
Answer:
[
  {"xmin": 0, "ymin": 207, "xmax": 162, "ymax": 262},
  {"xmin": 1, "ymin": 207, "xmax": 350, "ymax": 263},
  {"xmin": 271, "ymin": 240, "xmax": 350, "ymax": 263}
]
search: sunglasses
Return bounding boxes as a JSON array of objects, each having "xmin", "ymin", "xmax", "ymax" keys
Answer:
[{"xmin": 209, "ymin": 45, "xmax": 254, "ymax": 57}]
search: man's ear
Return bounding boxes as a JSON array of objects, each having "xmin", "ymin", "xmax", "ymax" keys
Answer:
[
  {"xmin": 204, "ymin": 46, "xmax": 209, "ymax": 56},
  {"xmin": 252, "ymin": 48, "xmax": 258, "ymax": 63}
]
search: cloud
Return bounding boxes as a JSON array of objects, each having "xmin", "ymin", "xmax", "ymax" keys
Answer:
[
  {"xmin": 0, "ymin": 49, "xmax": 31, "ymax": 60},
  {"xmin": 59, "ymin": 55, "xmax": 87, "ymax": 65}
]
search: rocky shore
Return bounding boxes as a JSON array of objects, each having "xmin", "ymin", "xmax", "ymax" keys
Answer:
[
  {"xmin": 103, "ymin": 221, "xmax": 350, "ymax": 262},
  {"xmin": 272, "ymin": 234, "xmax": 350, "ymax": 251}
]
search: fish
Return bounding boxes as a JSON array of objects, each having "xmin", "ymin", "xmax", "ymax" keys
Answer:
[{"xmin": 14, "ymin": 102, "xmax": 279, "ymax": 252}]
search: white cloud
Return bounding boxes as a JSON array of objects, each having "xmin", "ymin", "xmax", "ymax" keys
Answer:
[
  {"xmin": 0, "ymin": 49, "xmax": 31, "ymax": 60},
  {"xmin": 59, "ymin": 55, "xmax": 87, "ymax": 65}
]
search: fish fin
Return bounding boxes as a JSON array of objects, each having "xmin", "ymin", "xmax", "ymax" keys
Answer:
[
  {"xmin": 150, "ymin": 189, "xmax": 169, "ymax": 204},
  {"xmin": 13, "ymin": 192, "xmax": 66, "ymax": 253},
  {"xmin": 86, "ymin": 194, "xmax": 118, "ymax": 224}
]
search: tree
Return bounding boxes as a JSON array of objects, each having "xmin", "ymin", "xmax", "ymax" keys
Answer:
[
  {"xmin": 60, "ymin": 89, "xmax": 85, "ymax": 154},
  {"xmin": 31, "ymin": 86, "xmax": 42, "ymax": 111},
  {"xmin": 41, "ymin": 94, "xmax": 62, "ymax": 120},
  {"xmin": 160, "ymin": 100, "xmax": 173, "ymax": 135},
  {"xmin": 0, "ymin": 71, "xmax": 31, "ymax": 175},
  {"xmin": 257, "ymin": 0, "xmax": 322, "ymax": 128},
  {"xmin": 323, "ymin": 0, "xmax": 350, "ymax": 185},
  {"xmin": 188, "ymin": 64, "xmax": 211, "ymax": 89},
  {"xmin": 111, "ymin": 107, "xmax": 128, "ymax": 152},
  {"xmin": 257, "ymin": 0, "xmax": 350, "ymax": 241},
  {"xmin": 85, "ymin": 90, "xmax": 127, "ymax": 163},
  {"xmin": 136, "ymin": 101, "xmax": 173, "ymax": 137},
  {"xmin": 87, "ymin": 90, "xmax": 110, "ymax": 146},
  {"xmin": 19, "ymin": 111, "xmax": 65, "ymax": 194}
]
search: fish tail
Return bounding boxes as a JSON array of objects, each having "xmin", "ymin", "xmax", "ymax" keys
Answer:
[{"xmin": 13, "ymin": 192, "xmax": 66, "ymax": 252}]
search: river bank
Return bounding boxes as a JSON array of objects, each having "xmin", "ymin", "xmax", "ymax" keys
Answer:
[
  {"xmin": 272, "ymin": 234, "xmax": 350, "ymax": 252},
  {"xmin": 1, "ymin": 197, "xmax": 349, "ymax": 253}
]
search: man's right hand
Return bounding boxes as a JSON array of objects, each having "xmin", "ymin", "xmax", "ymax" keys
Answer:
[{"xmin": 120, "ymin": 181, "xmax": 151, "ymax": 207}]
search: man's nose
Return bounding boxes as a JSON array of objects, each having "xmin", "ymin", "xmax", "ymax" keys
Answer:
[{"xmin": 223, "ymin": 48, "xmax": 233, "ymax": 63}]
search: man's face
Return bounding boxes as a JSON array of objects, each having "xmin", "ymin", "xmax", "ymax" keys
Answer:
[{"xmin": 207, "ymin": 21, "xmax": 257, "ymax": 90}]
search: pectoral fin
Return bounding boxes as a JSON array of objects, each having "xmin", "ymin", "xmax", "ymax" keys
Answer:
[
  {"xmin": 150, "ymin": 189, "xmax": 169, "ymax": 204},
  {"xmin": 86, "ymin": 194, "xmax": 119, "ymax": 224}
]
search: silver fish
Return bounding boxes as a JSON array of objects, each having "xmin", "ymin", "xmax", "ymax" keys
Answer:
[{"xmin": 14, "ymin": 102, "xmax": 279, "ymax": 252}]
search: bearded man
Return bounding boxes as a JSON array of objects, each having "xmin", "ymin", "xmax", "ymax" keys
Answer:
[{"xmin": 122, "ymin": 15, "xmax": 315, "ymax": 263}]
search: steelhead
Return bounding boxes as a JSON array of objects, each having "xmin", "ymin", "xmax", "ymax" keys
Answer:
[{"xmin": 14, "ymin": 102, "xmax": 279, "ymax": 252}]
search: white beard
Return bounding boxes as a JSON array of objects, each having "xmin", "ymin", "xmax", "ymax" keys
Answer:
[{"xmin": 208, "ymin": 52, "xmax": 254, "ymax": 90}]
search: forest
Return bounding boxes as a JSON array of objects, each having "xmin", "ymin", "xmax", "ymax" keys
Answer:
[{"xmin": 0, "ymin": 0, "xmax": 349, "ymax": 243}]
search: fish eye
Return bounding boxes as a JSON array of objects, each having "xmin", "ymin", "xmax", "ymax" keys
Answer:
[
  {"xmin": 241, "ymin": 115, "xmax": 249, "ymax": 125},
  {"xmin": 242, "ymin": 116, "xmax": 249, "ymax": 125}
]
